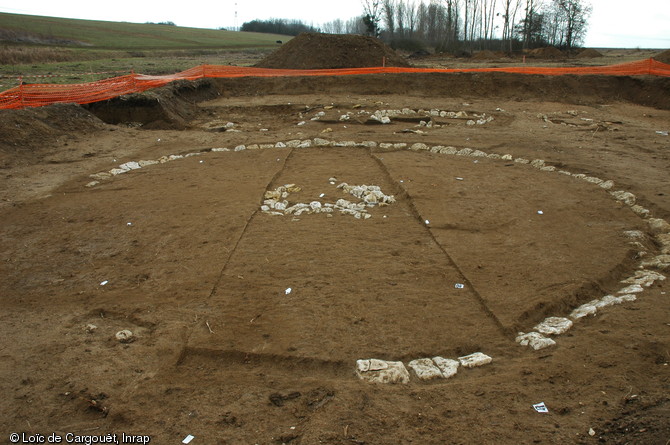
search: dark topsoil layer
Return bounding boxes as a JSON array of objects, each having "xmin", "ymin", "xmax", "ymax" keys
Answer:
[
  {"xmin": 1, "ymin": 72, "xmax": 668, "ymax": 156},
  {"xmin": 255, "ymin": 32, "xmax": 410, "ymax": 69}
]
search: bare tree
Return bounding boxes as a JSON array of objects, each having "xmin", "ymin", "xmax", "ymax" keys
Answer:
[
  {"xmin": 555, "ymin": 0, "xmax": 591, "ymax": 49},
  {"xmin": 383, "ymin": 0, "xmax": 396, "ymax": 36},
  {"xmin": 362, "ymin": 0, "xmax": 383, "ymax": 36},
  {"xmin": 501, "ymin": 0, "xmax": 521, "ymax": 51},
  {"xmin": 405, "ymin": 1, "xmax": 418, "ymax": 36},
  {"xmin": 395, "ymin": 0, "xmax": 407, "ymax": 35}
]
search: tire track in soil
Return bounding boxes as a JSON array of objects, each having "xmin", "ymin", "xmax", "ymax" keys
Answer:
[{"xmin": 180, "ymin": 146, "xmax": 505, "ymax": 379}]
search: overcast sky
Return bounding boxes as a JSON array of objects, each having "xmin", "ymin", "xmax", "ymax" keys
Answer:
[{"xmin": 0, "ymin": 0, "xmax": 668, "ymax": 49}]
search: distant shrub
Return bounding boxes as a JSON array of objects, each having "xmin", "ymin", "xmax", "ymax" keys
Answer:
[
  {"xmin": 241, "ymin": 19, "xmax": 319, "ymax": 36},
  {"xmin": 389, "ymin": 38, "xmax": 426, "ymax": 53}
]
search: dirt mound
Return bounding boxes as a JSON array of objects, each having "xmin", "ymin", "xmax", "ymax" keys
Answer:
[
  {"xmin": 255, "ymin": 32, "xmax": 410, "ymax": 69},
  {"xmin": 577, "ymin": 48, "xmax": 604, "ymax": 58},
  {"xmin": 0, "ymin": 103, "xmax": 105, "ymax": 165},
  {"xmin": 528, "ymin": 47, "xmax": 564, "ymax": 59},
  {"xmin": 472, "ymin": 50, "xmax": 497, "ymax": 60},
  {"xmin": 654, "ymin": 49, "xmax": 670, "ymax": 64}
]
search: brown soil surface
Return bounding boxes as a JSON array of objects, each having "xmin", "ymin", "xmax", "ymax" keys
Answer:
[
  {"xmin": 577, "ymin": 49, "xmax": 604, "ymax": 58},
  {"xmin": 472, "ymin": 49, "xmax": 497, "ymax": 60},
  {"xmin": 654, "ymin": 49, "xmax": 670, "ymax": 64},
  {"xmin": 529, "ymin": 47, "xmax": 565, "ymax": 59},
  {"xmin": 255, "ymin": 32, "xmax": 410, "ymax": 69},
  {"xmin": 1, "ymin": 72, "xmax": 669, "ymax": 444}
]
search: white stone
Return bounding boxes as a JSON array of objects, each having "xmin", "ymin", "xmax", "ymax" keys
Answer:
[
  {"xmin": 616, "ymin": 294, "xmax": 637, "ymax": 303},
  {"xmin": 356, "ymin": 359, "xmax": 410, "ymax": 384},
  {"xmin": 85, "ymin": 181, "xmax": 99, "ymax": 188},
  {"xmin": 621, "ymin": 270, "xmax": 665, "ymax": 287},
  {"xmin": 584, "ymin": 176, "xmax": 603, "ymax": 185},
  {"xmin": 570, "ymin": 304, "xmax": 597, "ymax": 319},
  {"xmin": 458, "ymin": 352, "xmax": 493, "ymax": 368},
  {"xmin": 457, "ymin": 148, "xmax": 473, "ymax": 156},
  {"xmin": 410, "ymin": 143, "xmax": 429, "ymax": 151},
  {"xmin": 109, "ymin": 168, "xmax": 127, "ymax": 176},
  {"xmin": 432, "ymin": 357, "xmax": 460, "ymax": 378},
  {"xmin": 617, "ymin": 284, "xmax": 644, "ymax": 294},
  {"xmin": 138, "ymin": 159, "xmax": 159, "ymax": 166},
  {"xmin": 234, "ymin": 145, "xmax": 246, "ymax": 152},
  {"xmin": 623, "ymin": 230, "xmax": 645, "ymax": 239},
  {"xmin": 119, "ymin": 161, "xmax": 141, "ymax": 171},
  {"xmin": 275, "ymin": 142, "xmax": 287, "ymax": 148},
  {"xmin": 115, "ymin": 329, "xmax": 135, "ymax": 343},
  {"xmin": 516, "ymin": 332, "xmax": 556, "ymax": 350},
  {"xmin": 534, "ymin": 317, "xmax": 573, "ymax": 335},
  {"xmin": 648, "ymin": 218, "xmax": 670, "ymax": 234},
  {"xmin": 641, "ymin": 255, "xmax": 670, "ymax": 270},
  {"xmin": 610, "ymin": 190, "xmax": 636, "ymax": 206},
  {"xmin": 313, "ymin": 138, "xmax": 330, "ymax": 147},
  {"xmin": 592, "ymin": 294, "xmax": 623, "ymax": 309},
  {"xmin": 408, "ymin": 358, "xmax": 444, "ymax": 380},
  {"xmin": 599, "ymin": 180, "xmax": 614, "ymax": 190}
]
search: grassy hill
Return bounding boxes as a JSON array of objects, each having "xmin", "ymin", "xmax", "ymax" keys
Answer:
[
  {"xmin": 0, "ymin": 12, "xmax": 293, "ymax": 85},
  {"xmin": 0, "ymin": 12, "xmax": 291, "ymax": 50}
]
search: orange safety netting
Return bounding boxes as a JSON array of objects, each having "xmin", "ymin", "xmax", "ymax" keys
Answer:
[{"xmin": 1, "ymin": 58, "xmax": 668, "ymax": 110}]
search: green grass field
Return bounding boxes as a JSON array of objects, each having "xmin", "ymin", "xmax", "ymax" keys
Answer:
[
  {"xmin": 0, "ymin": 12, "xmax": 291, "ymax": 89},
  {"xmin": 0, "ymin": 12, "xmax": 290, "ymax": 49}
]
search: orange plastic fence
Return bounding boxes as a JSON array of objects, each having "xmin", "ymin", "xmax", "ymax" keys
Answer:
[{"xmin": 1, "ymin": 58, "xmax": 668, "ymax": 110}]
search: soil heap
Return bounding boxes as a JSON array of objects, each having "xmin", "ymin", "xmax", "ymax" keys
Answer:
[
  {"xmin": 576, "ymin": 48, "xmax": 604, "ymax": 58},
  {"xmin": 528, "ymin": 47, "xmax": 564, "ymax": 59},
  {"xmin": 255, "ymin": 33, "xmax": 410, "ymax": 69},
  {"xmin": 472, "ymin": 50, "xmax": 497, "ymax": 60},
  {"xmin": 654, "ymin": 49, "xmax": 670, "ymax": 64}
]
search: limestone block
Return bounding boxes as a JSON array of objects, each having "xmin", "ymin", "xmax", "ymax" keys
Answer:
[
  {"xmin": 458, "ymin": 352, "xmax": 493, "ymax": 368},
  {"xmin": 356, "ymin": 359, "xmax": 410, "ymax": 384},
  {"xmin": 408, "ymin": 358, "xmax": 444, "ymax": 380},
  {"xmin": 432, "ymin": 357, "xmax": 460, "ymax": 378},
  {"xmin": 516, "ymin": 332, "xmax": 556, "ymax": 350},
  {"xmin": 534, "ymin": 317, "xmax": 573, "ymax": 335}
]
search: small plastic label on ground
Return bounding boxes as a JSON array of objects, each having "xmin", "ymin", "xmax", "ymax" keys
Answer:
[{"xmin": 533, "ymin": 402, "xmax": 549, "ymax": 413}]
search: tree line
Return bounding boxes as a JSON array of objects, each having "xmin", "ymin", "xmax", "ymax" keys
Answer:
[
  {"xmin": 351, "ymin": 0, "xmax": 593, "ymax": 52},
  {"xmin": 240, "ymin": 19, "xmax": 319, "ymax": 36},
  {"xmin": 242, "ymin": 0, "xmax": 592, "ymax": 53}
]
